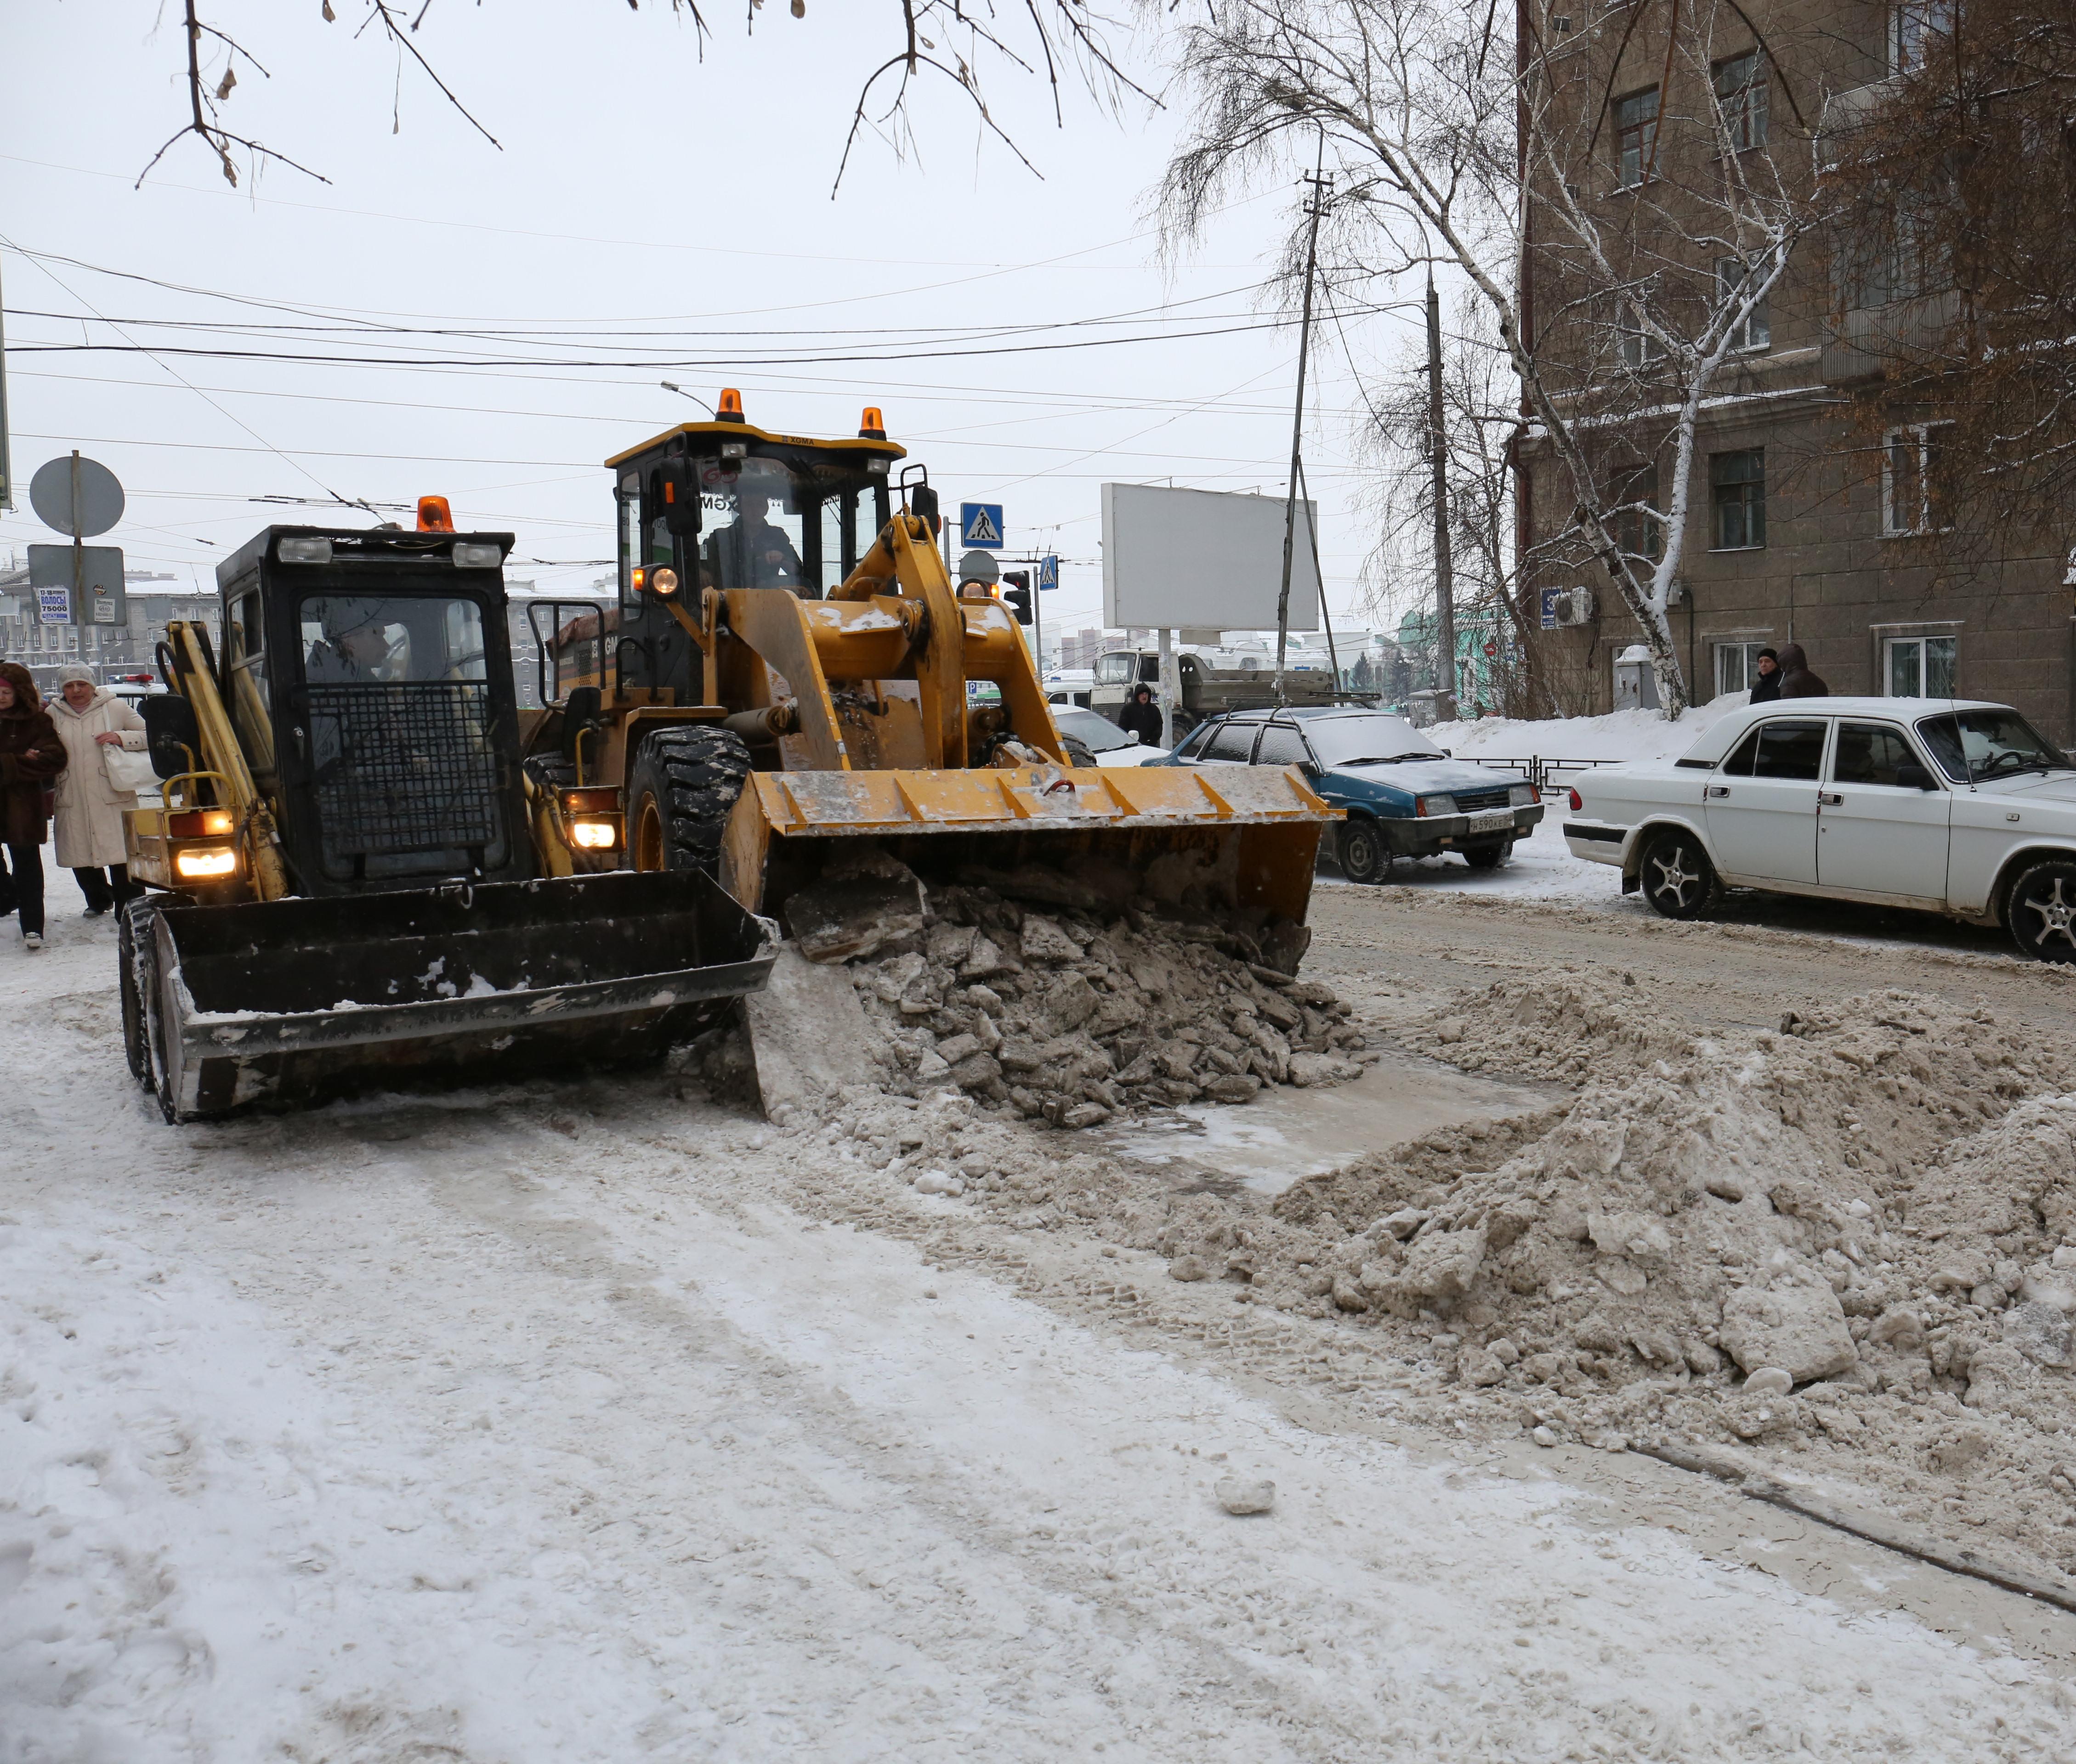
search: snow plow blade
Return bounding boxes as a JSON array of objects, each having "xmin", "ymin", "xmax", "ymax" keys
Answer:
[
  {"xmin": 136, "ymin": 870, "xmax": 779, "ymax": 1121},
  {"xmin": 723, "ymin": 762, "xmax": 1339, "ymax": 967}
]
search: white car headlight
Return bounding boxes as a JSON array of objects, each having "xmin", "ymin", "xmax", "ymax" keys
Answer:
[
  {"xmin": 1509, "ymin": 784, "xmax": 1537, "ymax": 808},
  {"xmin": 1416, "ymin": 794, "xmax": 1459, "ymax": 818}
]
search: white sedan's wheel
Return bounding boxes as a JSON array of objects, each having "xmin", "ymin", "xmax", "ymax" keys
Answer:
[
  {"xmin": 1640, "ymin": 829, "xmax": 1719, "ymax": 920},
  {"xmin": 2008, "ymin": 860, "xmax": 2076, "ymax": 963}
]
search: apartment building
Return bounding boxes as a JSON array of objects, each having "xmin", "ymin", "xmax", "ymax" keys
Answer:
[{"xmin": 1517, "ymin": 0, "xmax": 2072, "ymax": 734}]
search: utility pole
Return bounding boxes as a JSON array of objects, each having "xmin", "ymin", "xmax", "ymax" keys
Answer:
[
  {"xmin": 1424, "ymin": 266, "xmax": 1458, "ymax": 714},
  {"xmin": 0, "ymin": 251, "xmax": 12, "ymax": 510},
  {"xmin": 1275, "ymin": 142, "xmax": 1331, "ymax": 707}
]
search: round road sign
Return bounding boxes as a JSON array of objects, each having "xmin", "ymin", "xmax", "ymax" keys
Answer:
[
  {"xmin": 957, "ymin": 549, "xmax": 1001, "ymax": 586},
  {"xmin": 29, "ymin": 454, "xmax": 125, "ymax": 539}
]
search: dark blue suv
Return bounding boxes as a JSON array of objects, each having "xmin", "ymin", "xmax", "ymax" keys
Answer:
[{"xmin": 1155, "ymin": 707, "xmax": 1544, "ymax": 883}]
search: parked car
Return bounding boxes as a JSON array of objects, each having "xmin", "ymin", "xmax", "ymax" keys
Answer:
[
  {"xmin": 1154, "ymin": 707, "xmax": 1543, "ymax": 881},
  {"xmin": 1053, "ymin": 705, "xmax": 1170, "ymax": 767},
  {"xmin": 1562, "ymin": 696, "xmax": 2076, "ymax": 960}
]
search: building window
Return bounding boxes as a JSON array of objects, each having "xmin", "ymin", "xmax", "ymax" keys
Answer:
[
  {"xmin": 1709, "ymin": 449, "xmax": 1767, "ymax": 548},
  {"xmin": 1617, "ymin": 299, "xmax": 1665, "ymax": 368},
  {"xmin": 1611, "ymin": 465, "xmax": 1663, "ymax": 561},
  {"xmin": 1886, "ymin": 633, "xmax": 1957, "ymax": 697},
  {"xmin": 1715, "ymin": 256, "xmax": 1771, "ymax": 352},
  {"xmin": 1713, "ymin": 51, "xmax": 1769, "ymax": 149},
  {"xmin": 1714, "ymin": 641, "xmax": 1769, "ymax": 696},
  {"xmin": 1615, "ymin": 87, "xmax": 1660, "ymax": 188},
  {"xmin": 1890, "ymin": 0, "xmax": 1954, "ymax": 74},
  {"xmin": 1882, "ymin": 423, "xmax": 1948, "ymax": 535}
]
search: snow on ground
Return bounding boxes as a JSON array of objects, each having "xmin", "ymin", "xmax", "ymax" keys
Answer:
[
  {"xmin": 6, "ymin": 850, "xmax": 2076, "ymax": 1759},
  {"xmin": 1319, "ymin": 808, "xmax": 1623, "ymax": 906}
]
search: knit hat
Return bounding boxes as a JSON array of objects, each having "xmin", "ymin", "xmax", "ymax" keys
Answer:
[{"xmin": 56, "ymin": 664, "xmax": 96, "ymax": 687}]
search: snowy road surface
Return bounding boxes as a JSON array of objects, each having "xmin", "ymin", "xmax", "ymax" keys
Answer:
[{"xmin": 6, "ymin": 868, "xmax": 2075, "ymax": 1759}]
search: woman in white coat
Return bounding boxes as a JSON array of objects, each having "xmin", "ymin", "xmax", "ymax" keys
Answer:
[{"xmin": 48, "ymin": 665, "xmax": 149, "ymax": 916}]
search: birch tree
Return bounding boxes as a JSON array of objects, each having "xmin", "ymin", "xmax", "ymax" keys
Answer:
[{"xmin": 1155, "ymin": 0, "xmax": 1830, "ymax": 715}]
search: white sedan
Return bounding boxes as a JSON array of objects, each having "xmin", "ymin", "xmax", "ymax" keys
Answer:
[
  {"xmin": 1563, "ymin": 696, "xmax": 2076, "ymax": 960},
  {"xmin": 1053, "ymin": 706, "xmax": 1171, "ymax": 767}
]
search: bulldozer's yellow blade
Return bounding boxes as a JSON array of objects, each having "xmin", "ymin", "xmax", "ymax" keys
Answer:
[{"xmin": 722, "ymin": 762, "xmax": 1339, "ymax": 934}]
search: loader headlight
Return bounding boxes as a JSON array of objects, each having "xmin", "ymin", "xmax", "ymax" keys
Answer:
[
  {"xmin": 1415, "ymin": 794, "xmax": 1459, "ymax": 818},
  {"xmin": 452, "ymin": 542, "xmax": 502, "ymax": 568},
  {"xmin": 650, "ymin": 567, "xmax": 680, "ymax": 598},
  {"xmin": 174, "ymin": 846, "xmax": 239, "ymax": 880},
  {"xmin": 1509, "ymin": 784, "xmax": 1537, "ymax": 808},
  {"xmin": 570, "ymin": 820, "xmax": 618, "ymax": 849},
  {"xmin": 277, "ymin": 537, "xmax": 333, "ymax": 564}
]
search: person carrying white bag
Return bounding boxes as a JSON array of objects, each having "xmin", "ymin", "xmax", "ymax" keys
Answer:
[{"xmin": 48, "ymin": 664, "xmax": 151, "ymax": 918}]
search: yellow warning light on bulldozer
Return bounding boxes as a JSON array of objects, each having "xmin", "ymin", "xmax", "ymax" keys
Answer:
[
  {"xmin": 859, "ymin": 405, "xmax": 887, "ymax": 440},
  {"xmin": 417, "ymin": 495, "xmax": 455, "ymax": 532},
  {"xmin": 174, "ymin": 847, "xmax": 239, "ymax": 880},
  {"xmin": 717, "ymin": 388, "xmax": 746, "ymax": 423}
]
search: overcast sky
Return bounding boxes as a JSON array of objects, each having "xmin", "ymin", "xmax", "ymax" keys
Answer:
[{"xmin": 2, "ymin": 2, "xmax": 1430, "ymax": 642}]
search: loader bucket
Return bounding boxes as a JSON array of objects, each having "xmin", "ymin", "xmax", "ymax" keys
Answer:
[
  {"xmin": 722, "ymin": 763, "xmax": 1339, "ymax": 969},
  {"xmin": 141, "ymin": 870, "xmax": 779, "ymax": 1121}
]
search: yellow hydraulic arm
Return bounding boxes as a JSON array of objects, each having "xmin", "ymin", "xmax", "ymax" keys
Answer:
[{"xmin": 130, "ymin": 619, "xmax": 293, "ymax": 901}]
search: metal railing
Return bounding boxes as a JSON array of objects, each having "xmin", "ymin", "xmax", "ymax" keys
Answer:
[{"xmin": 1452, "ymin": 754, "xmax": 1627, "ymax": 794}]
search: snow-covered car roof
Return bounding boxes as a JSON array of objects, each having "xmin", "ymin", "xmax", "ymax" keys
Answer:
[{"xmin": 1675, "ymin": 696, "xmax": 2012, "ymax": 766}]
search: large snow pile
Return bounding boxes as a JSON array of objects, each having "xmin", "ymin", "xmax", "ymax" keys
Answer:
[
  {"xmin": 1429, "ymin": 697, "xmax": 1746, "ymax": 768},
  {"xmin": 853, "ymin": 963, "xmax": 2076, "ymax": 1577}
]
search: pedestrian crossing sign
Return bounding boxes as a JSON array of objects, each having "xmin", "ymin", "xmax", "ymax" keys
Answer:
[
  {"xmin": 959, "ymin": 503, "xmax": 1004, "ymax": 549},
  {"xmin": 1038, "ymin": 554, "xmax": 1059, "ymax": 589}
]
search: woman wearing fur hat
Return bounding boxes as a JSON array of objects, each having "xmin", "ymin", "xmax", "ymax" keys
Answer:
[
  {"xmin": 0, "ymin": 662, "xmax": 69, "ymax": 950},
  {"xmin": 48, "ymin": 665, "xmax": 149, "ymax": 916}
]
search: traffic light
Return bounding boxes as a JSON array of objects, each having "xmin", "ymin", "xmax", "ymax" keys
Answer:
[{"xmin": 1001, "ymin": 571, "xmax": 1032, "ymax": 625}]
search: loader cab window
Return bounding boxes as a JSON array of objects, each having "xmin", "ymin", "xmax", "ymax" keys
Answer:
[
  {"xmin": 300, "ymin": 596, "xmax": 490, "ymax": 684},
  {"xmin": 227, "ymin": 588, "xmax": 276, "ymax": 777},
  {"xmin": 700, "ymin": 456, "xmax": 808, "ymax": 593}
]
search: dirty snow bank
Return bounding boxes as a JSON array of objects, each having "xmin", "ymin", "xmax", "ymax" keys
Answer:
[
  {"xmin": 1264, "ymin": 974, "xmax": 2076, "ymax": 1579},
  {"xmin": 1430, "ymin": 696, "xmax": 1746, "ymax": 768}
]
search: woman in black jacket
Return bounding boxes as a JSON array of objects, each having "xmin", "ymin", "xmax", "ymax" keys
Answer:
[{"xmin": 0, "ymin": 662, "xmax": 69, "ymax": 950}]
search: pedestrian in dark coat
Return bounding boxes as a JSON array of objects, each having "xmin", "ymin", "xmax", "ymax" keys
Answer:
[
  {"xmin": 0, "ymin": 662, "xmax": 69, "ymax": 948},
  {"xmin": 1775, "ymin": 642, "xmax": 1830, "ymax": 699},
  {"xmin": 1748, "ymin": 648, "xmax": 1783, "ymax": 704},
  {"xmin": 1118, "ymin": 684, "xmax": 1165, "ymax": 748}
]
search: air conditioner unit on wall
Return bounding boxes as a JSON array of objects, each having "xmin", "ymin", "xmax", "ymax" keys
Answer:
[{"xmin": 1556, "ymin": 587, "xmax": 1596, "ymax": 627}]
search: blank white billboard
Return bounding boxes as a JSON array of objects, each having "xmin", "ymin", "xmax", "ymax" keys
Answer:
[{"xmin": 1101, "ymin": 484, "xmax": 1321, "ymax": 631}]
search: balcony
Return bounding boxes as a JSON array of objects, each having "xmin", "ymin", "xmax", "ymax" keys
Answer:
[{"xmin": 1821, "ymin": 290, "xmax": 1961, "ymax": 387}]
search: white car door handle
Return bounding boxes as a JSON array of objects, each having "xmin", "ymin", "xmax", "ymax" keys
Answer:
[
  {"xmin": 1818, "ymin": 792, "xmax": 1843, "ymax": 806},
  {"xmin": 1705, "ymin": 786, "xmax": 1730, "ymax": 798}
]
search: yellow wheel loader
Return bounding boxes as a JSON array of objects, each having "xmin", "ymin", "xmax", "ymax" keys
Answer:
[
  {"xmin": 117, "ymin": 507, "xmax": 777, "ymax": 1122},
  {"xmin": 520, "ymin": 395, "xmax": 1340, "ymax": 961}
]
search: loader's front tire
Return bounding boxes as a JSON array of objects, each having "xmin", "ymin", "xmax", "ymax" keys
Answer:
[
  {"xmin": 118, "ymin": 895, "xmax": 178, "ymax": 1121},
  {"xmin": 628, "ymin": 726, "xmax": 753, "ymax": 876},
  {"xmin": 117, "ymin": 896, "xmax": 158, "ymax": 1087}
]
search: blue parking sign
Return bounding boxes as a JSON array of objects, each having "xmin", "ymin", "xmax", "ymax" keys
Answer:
[{"xmin": 959, "ymin": 503, "xmax": 1004, "ymax": 549}]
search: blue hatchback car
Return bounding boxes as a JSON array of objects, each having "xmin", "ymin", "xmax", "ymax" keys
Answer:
[{"xmin": 1154, "ymin": 707, "xmax": 1545, "ymax": 883}]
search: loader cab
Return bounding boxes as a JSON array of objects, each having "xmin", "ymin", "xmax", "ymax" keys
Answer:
[
  {"xmin": 213, "ymin": 525, "xmax": 531, "ymax": 894},
  {"xmin": 602, "ymin": 407, "xmax": 904, "ymax": 702}
]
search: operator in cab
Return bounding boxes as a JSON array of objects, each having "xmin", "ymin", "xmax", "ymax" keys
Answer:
[
  {"xmin": 703, "ymin": 486, "xmax": 807, "ymax": 594},
  {"xmin": 305, "ymin": 603, "xmax": 400, "ymax": 684}
]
